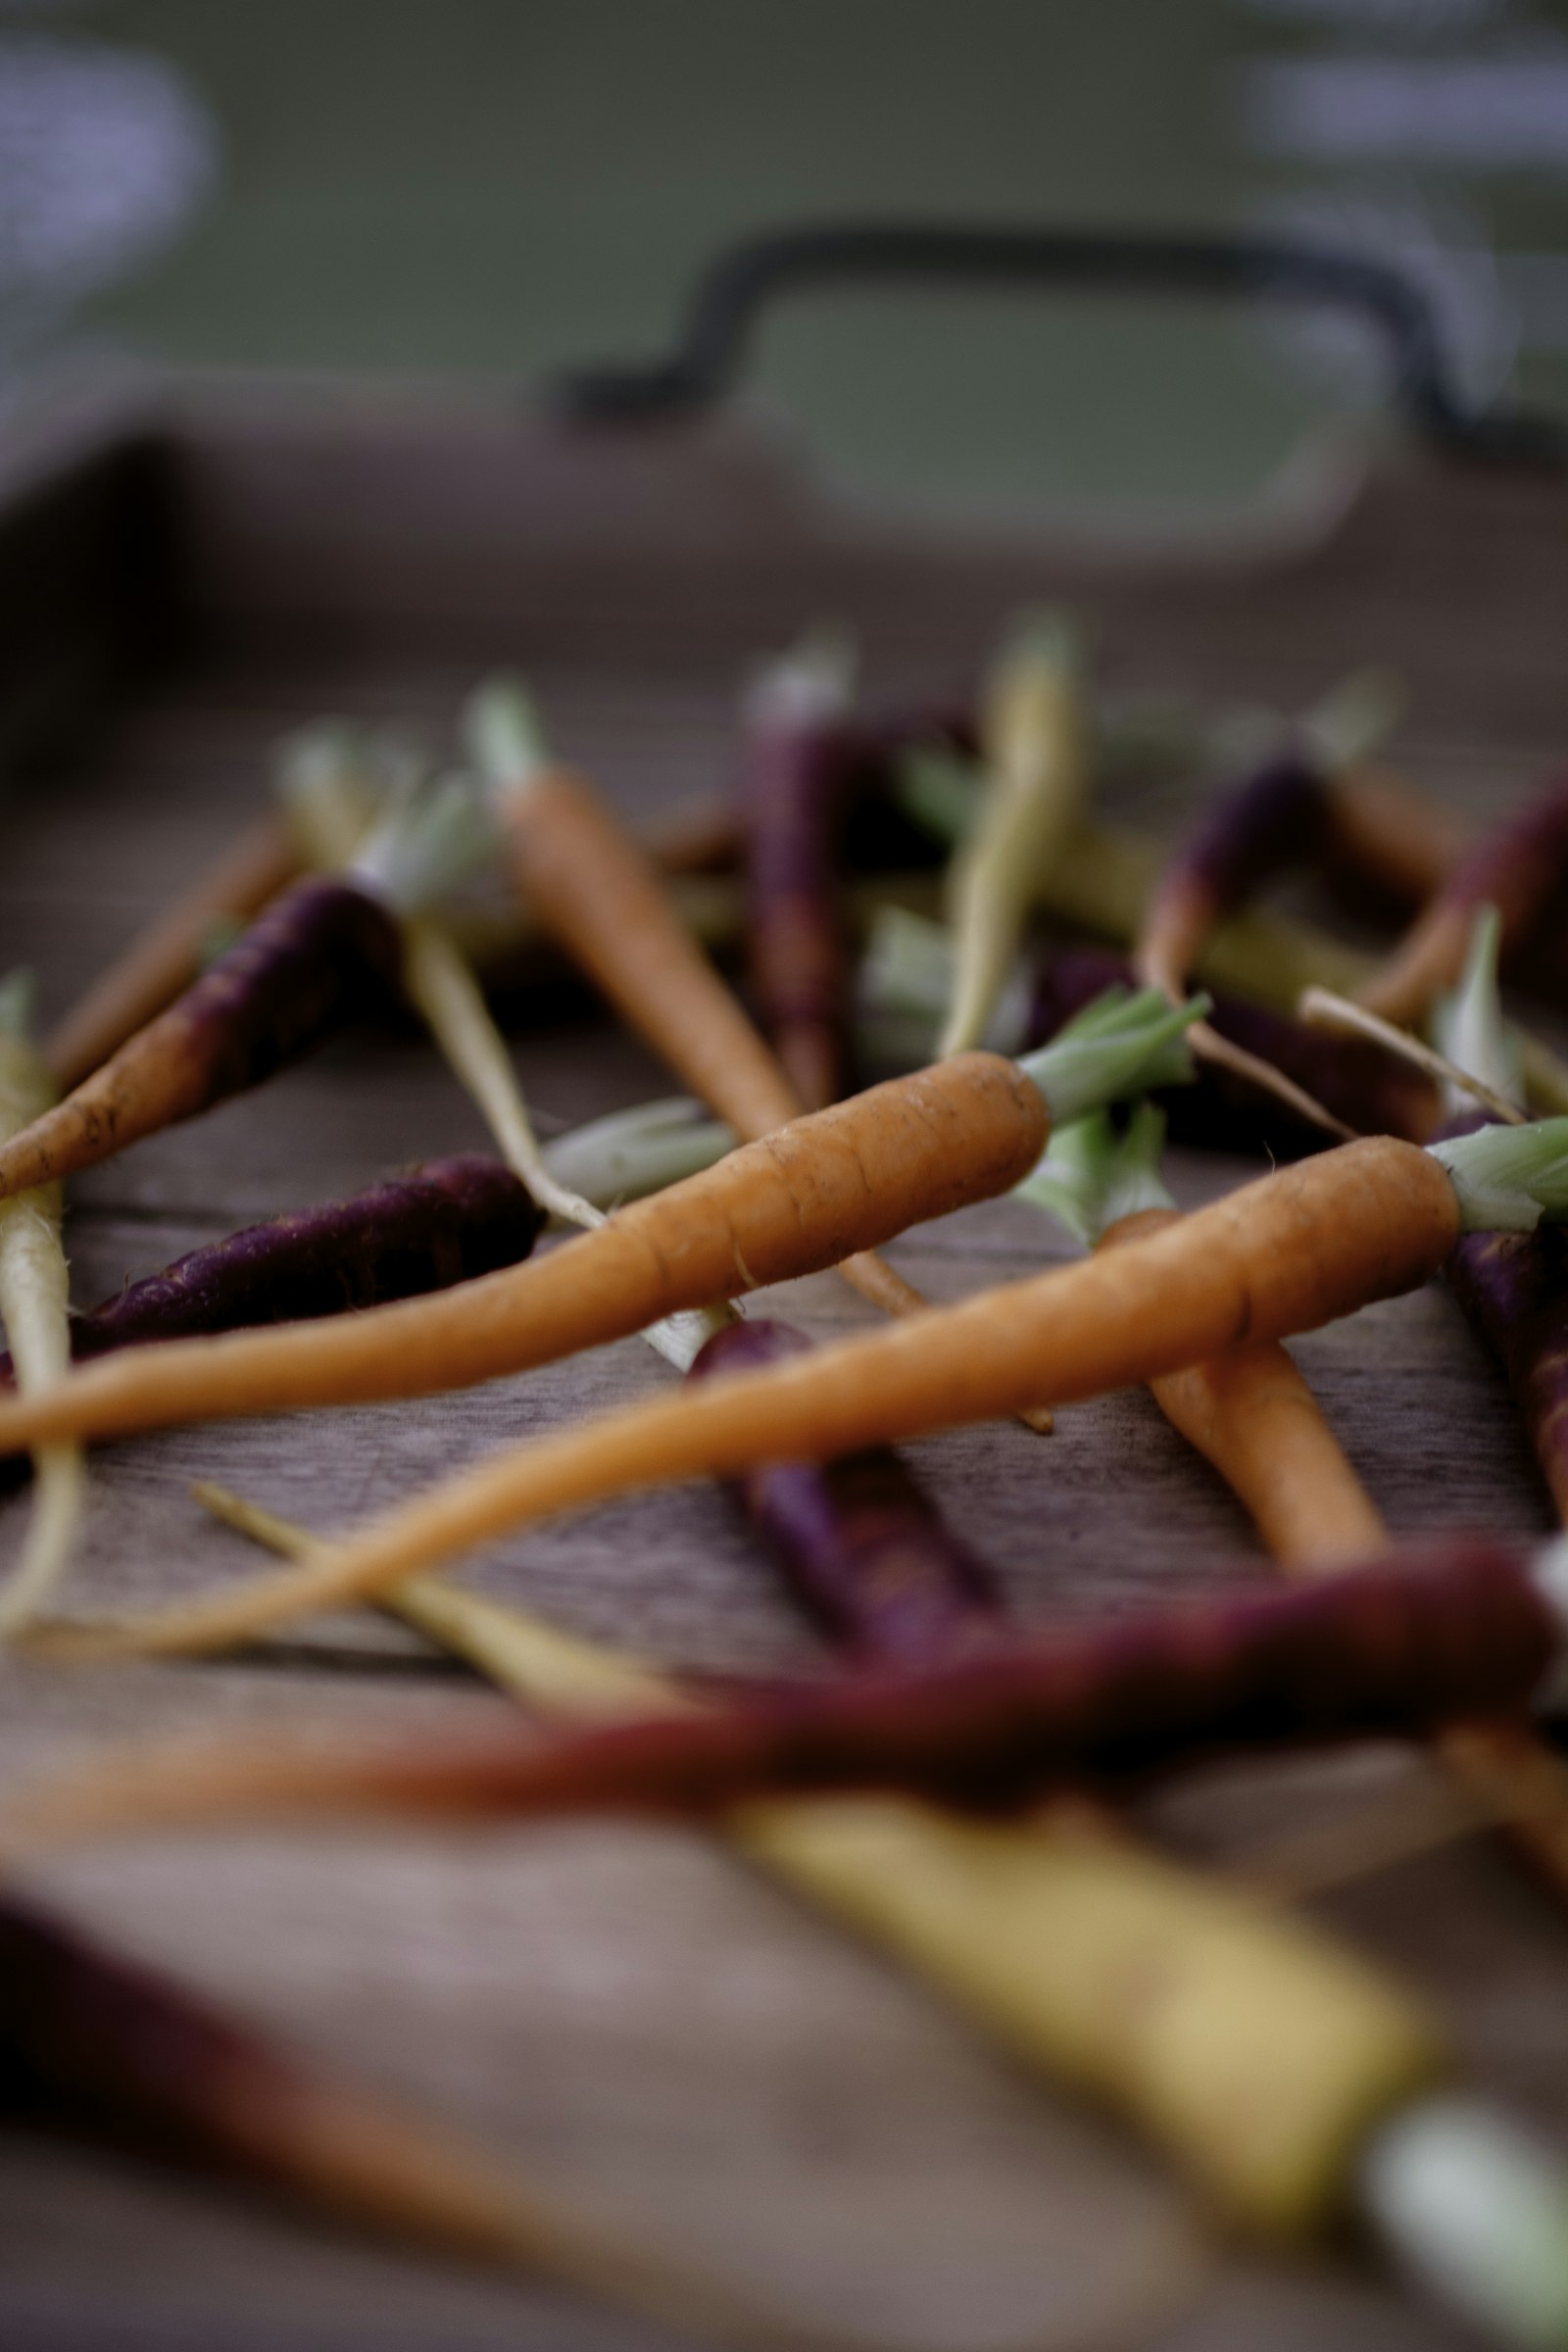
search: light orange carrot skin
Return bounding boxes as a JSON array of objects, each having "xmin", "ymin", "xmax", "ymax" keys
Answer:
[
  {"xmin": 46, "ymin": 817, "xmax": 302, "ymax": 1094},
  {"xmin": 504, "ymin": 767, "xmax": 801, "ymax": 1141},
  {"xmin": 1109, "ymin": 1201, "xmax": 1387, "ymax": 1574},
  {"xmin": 62, "ymin": 1136, "xmax": 1465, "ymax": 1660},
  {"xmin": 1124, "ymin": 1205, "xmax": 1568, "ymax": 1899},
  {"xmin": 7, "ymin": 1017, "xmax": 217, "ymax": 1196},
  {"xmin": 1152, "ymin": 1342, "xmax": 1388, "ymax": 1569},
  {"xmin": 1353, "ymin": 901, "xmax": 1477, "ymax": 1030},
  {"xmin": 501, "ymin": 765, "xmax": 915, "ymax": 1318},
  {"xmin": 0, "ymin": 1053, "xmax": 1047, "ymax": 1454},
  {"xmin": 1326, "ymin": 766, "xmax": 1467, "ymax": 911}
]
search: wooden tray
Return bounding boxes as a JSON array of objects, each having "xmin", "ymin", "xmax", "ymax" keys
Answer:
[{"xmin": 2, "ymin": 371, "xmax": 1567, "ymax": 2352}]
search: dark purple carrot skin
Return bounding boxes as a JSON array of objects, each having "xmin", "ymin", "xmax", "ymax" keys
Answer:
[
  {"xmin": 0, "ymin": 1889, "xmax": 418, "ymax": 2208},
  {"xmin": 0, "ymin": 1159, "xmax": 542, "ymax": 1494},
  {"xmin": 0, "ymin": 1888, "xmax": 323, "ymax": 2172},
  {"xmin": 1029, "ymin": 946, "xmax": 1438, "ymax": 1156},
  {"xmin": 0, "ymin": 878, "xmax": 406, "ymax": 1197},
  {"xmin": 1439, "ymin": 1107, "xmax": 1568, "ymax": 1525},
  {"xmin": 1447, "ymin": 1223, "xmax": 1568, "ymax": 1524},
  {"xmin": 57, "ymin": 1157, "xmax": 541, "ymax": 1369},
  {"xmin": 333, "ymin": 1538, "xmax": 1555, "ymax": 1827},
  {"xmin": 741, "ymin": 713, "xmax": 858, "ymax": 1109},
  {"xmin": 1153, "ymin": 754, "xmax": 1332, "ymax": 933},
  {"xmin": 740, "ymin": 702, "xmax": 982, "ymax": 1102},
  {"xmin": 176, "ymin": 873, "xmax": 404, "ymax": 1107},
  {"xmin": 1438, "ymin": 773, "xmax": 1568, "ymax": 943},
  {"xmin": 690, "ymin": 1319, "xmax": 1002, "ymax": 1664}
]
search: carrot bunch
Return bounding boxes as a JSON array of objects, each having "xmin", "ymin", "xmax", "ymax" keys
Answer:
[{"xmin": 23, "ymin": 625, "xmax": 1568, "ymax": 2352}]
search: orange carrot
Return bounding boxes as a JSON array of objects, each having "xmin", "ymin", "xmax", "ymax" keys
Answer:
[
  {"xmin": 1325, "ymin": 764, "xmax": 1470, "ymax": 912},
  {"xmin": 1356, "ymin": 770, "xmax": 1568, "ymax": 1029},
  {"xmin": 43, "ymin": 1129, "xmax": 1495, "ymax": 1661},
  {"xmin": 45, "ymin": 815, "xmax": 301, "ymax": 1093},
  {"xmin": 469, "ymin": 681, "xmax": 925, "ymax": 1323},
  {"xmin": 0, "ymin": 1052, "xmax": 1051, "ymax": 1458},
  {"xmin": 1036, "ymin": 1099, "xmax": 1568, "ymax": 1899}
]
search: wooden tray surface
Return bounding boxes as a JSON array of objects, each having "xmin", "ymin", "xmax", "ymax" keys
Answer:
[{"xmin": 1, "ymin": 386, "xmax": 1567, "ymax": 2350}]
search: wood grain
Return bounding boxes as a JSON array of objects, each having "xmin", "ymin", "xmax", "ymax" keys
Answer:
[{"xmin": 0, "ymin": 386, "xmax": 1565, "ymax": 2348}]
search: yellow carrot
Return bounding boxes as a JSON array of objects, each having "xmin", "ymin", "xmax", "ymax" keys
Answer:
[{"xmin": 938, "ymin": 616, "xmax": 1085, "ymax": 1059}]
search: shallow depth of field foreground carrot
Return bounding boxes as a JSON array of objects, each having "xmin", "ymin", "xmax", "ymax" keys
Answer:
[
  {"xmin": 51, "ymin": 1121, "xmax": 1568, "ymax": 1662},
  {"xmin": 0, "ymin": 992, "xmax": 1197, "ymax": 1457}
]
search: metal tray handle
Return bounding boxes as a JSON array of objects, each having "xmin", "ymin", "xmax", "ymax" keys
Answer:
[{"xmin": 557, "ymin": 219, "xmax": 1562, "ymax": 466}]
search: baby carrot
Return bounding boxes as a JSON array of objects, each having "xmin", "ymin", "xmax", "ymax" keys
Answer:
[
  {"xmin": 1358, "ymin": 770, "xmax": 1568, "ymax": 1028},
  {"xmin": 44, "ymin": 815, "xmax": 302, "ymax": 1094},
  {"xmin": 0, "ymin": 777, "xmax": 492, "ymax": 1204},
  {"xmin": 0, "ymin": 992, "xmax": 1197, "ymax": 1461},
  {"xmin": 466, "ymin": 678, "xmax": 926, "ymax": 1324},
  {"xmin": 0, "ymin": 1053, "xmax": 1044, "ymax": 1454},
  {"xmin": 1431, "ymin": 915, "xmax": 1568, "ymax": 1518},
  {"xmin": 0, "ymin": 976, "xmax": 82, "ymax": 1637},
  {"xmin": 740, "ymin": 631, "xmax": 859, "ymax": 1110},
  {"xmin": 690, "ymin": 1317, "xmax": 1001, "ymax": 1663},
  {"xmin": 0, "ymin": 1891, "xmax": 883, "ymax": 2350},
  {"xmin": 278, "ymin": 724, "xmax": 734, "ymax": 1376},
  {"xmin": 1325, "ymin": 762, "xmax": 1471, "ymax": 912},
  {"xmin": 1, "ymin": 1155, "xmax": 543, "ymax": 1378},
  {"xmin": 1038, "ymin": 1099, "xmax": 1568, "ymax": 1899},
  {"xmin": 7, "ymin": 1539, "xmax": 1555, "ymax": 1845},
  {"xmin": 51, "ymin": 1114, "xmax": 1568, "ymax": 1662},
  {"xmin": 1135, "ymin": 673, "xmax": 1398, "ymax": 1009},
  {"xmin": 1135, "ymin": 677, "xmax": 1399, "ymax": 1140},
  {"xmin": 938, "ymin": 615, "xmax": 1086, "ymax": 1059}
]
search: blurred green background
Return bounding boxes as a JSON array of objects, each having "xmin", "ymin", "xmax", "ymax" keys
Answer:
[{"xmin": 15, "ymin": 1, "xmax": 1568, "ymax": 511}]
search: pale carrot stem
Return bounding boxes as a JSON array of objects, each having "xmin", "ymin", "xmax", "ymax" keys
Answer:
[
  {"xmin": 400, "ymin": 916, "xmax": 734, "ymax": 1374},
  {"xmin": 1298, "ymin": 988, "xmax": 1527, "ymax": 1129},
  {"xmin": 0, "ymin": 979, "xmax": 83, "ymax": 1638},
  {"xmin": 281, "ymin": 730, "xmax": 735, "ymax": 1377}
]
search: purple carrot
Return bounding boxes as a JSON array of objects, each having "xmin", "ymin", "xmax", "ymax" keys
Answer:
[
  {"xmin": 1447, "ymin": 1220, "xmax": 1568, "ymax": 1525},
  {"xmin": 1442, "ymin": 1098, "xmax": 1568, "ymax": 1527},
  {"xmin": 1029, "ymin": 945, "xmax": 1437, "ymax": 1155},
  {"xmin": 1137, "ymin": 751, "xmax": 1333, "ymax": 1006},
  {"xmin": 0, "ymin": 1889, "xmax": 584, "ymax": 2268},
  {"xmin": 0, "ymin": 1156, "xmax": 541, "ymax": 1497},
  {"xmin": 7, "ymin": 1155, "xmax": 543, "ymax": 1381},
  {"xmin": 0, "ymin": 875, "xmax": 403, "ymax": 1206},
  {"xmin": 740, "ymin": 647, "xmax": 861, "ymax": 1110},
  {"xmin": 1134, "ymin": 677, "xmax": 1397, "ymax": 1006},
  {"xmin": 690, "ymin": 1318, "xmax": 1001, "ymax": 1664},
  {"xmin": 0, "ymin": 769, "xmax": 491, "ymax": 1204},
  {"xmin": 76, "ymin": 1538, "xmax": 1559, "ymax": 1838}
]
